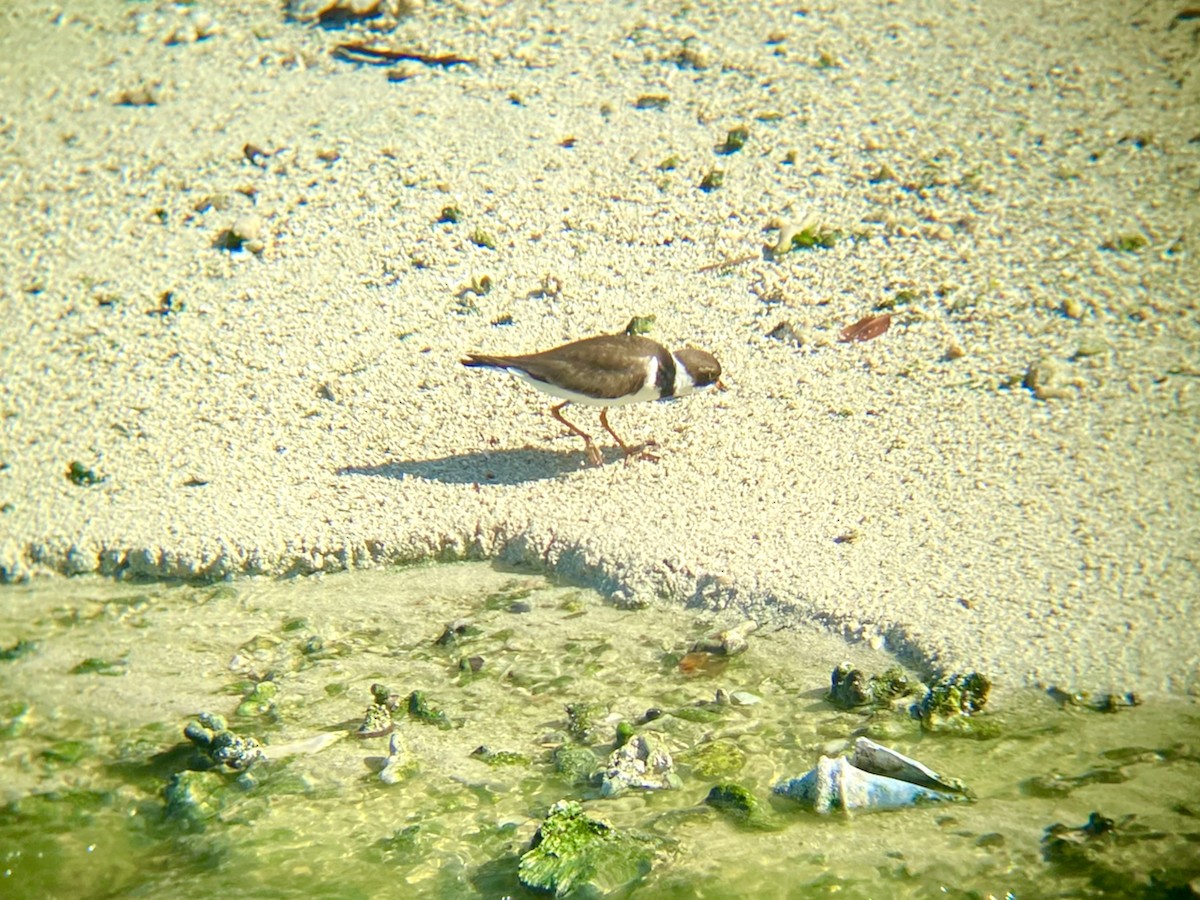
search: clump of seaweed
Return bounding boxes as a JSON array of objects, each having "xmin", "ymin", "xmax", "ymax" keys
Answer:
[
  {"xmin": 67, "ymin": 461, "xmax": 104, "ymax": 486},
  {"xmin": 624, "ymin": 315, "xmax": 656, "ymax": 336},
  {"xmin": 634, "ymin": 94, "xmax": 670, "ymax": 110},
  {"xmin": 698, "ymin": 169, "xmax": 725, "ymax": 191},
  {"xmin": 790, "ymin": 227, "xmax": 841, "ymax": 250},
  {"xmin": 406, "ymin": 690, "xmax": 452, "ymax": 730},
  {"xmin": 717, "ymin": 126, "xmax": 749, "ymax": 155},
  {"xmin": 469, "ymin": 745, "xmax": 530, "ymax": 767},
  {"xmin": 1100, "ymin": 234, "xmax": 1147, "ymax": 253},
  {"xmin": 469, "ymin": 228, "xmax": 496, "ymax": 250}
]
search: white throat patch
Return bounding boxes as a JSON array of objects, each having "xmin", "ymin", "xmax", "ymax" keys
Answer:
[{"xmin": 672, "ymin": 352, "xmax": 698, "ymax": 397}]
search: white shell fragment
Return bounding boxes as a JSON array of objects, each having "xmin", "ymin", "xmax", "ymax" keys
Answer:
[
  {"xmin": 258, "ymin": 730, "xmax": 344, "ymax": 761},
  {"xmin": 773, "ymin": 737, "xmax": 968, "ymax": 814}
]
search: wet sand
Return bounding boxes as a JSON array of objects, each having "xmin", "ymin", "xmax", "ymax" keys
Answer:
[{"xmin": 1, "ymin": 0, "xmax": 1197, "ymax": 695}]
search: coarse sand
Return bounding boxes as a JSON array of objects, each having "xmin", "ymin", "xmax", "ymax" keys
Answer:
[{"xmin": 1, "ymin": 0, "xmax": 1197, "ymax": 695}]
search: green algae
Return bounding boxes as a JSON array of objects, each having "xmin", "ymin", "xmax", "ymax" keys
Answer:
[
  {"xmin": 681, "ymin": 739, "xmax": 745, "ymax": 779},
  {"xmin": 66, "ymin": 461, "xmax": 104, "ymax": 486},
  {"xmin": 407, "ymin": 690, "xmax": 453, "ymax": 729},
  {"xmin": 518, "ymin": 799, "xmax": 655, "ymax": 896}
]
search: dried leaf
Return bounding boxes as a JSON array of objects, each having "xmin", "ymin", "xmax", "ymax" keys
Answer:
[
  {"xmin": 838, "ymin": 313, "xmax": 891, "ymax": 343},
  {"xmin": 678, "ymin": 651, "xmax": 729, "ymax": 677}
]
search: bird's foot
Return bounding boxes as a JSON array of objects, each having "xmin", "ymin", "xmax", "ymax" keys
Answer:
[
  {"xmin": 582, "ymin": 440, "xmax": 604, "ymax": 467},
  {"xmin": 623, "ymin": 440, "xmax": 660, "ymax": 466}
]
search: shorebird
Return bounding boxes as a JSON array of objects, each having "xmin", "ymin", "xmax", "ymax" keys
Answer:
[{"xmin": 463, "ymin": 330, "xmax": 722, "ymax": 465}]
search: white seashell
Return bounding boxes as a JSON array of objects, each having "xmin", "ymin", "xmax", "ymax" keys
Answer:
[
  {"xmin": 773, "ymin": 740, "xmax": 968, "ymax": 814},
  {"xmin": 849, "ymin": 737, "xmax": 967, "ymax": 794}
]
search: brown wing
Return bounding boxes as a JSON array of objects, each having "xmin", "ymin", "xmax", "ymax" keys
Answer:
[{"xmin": 463, "ymin": 334, "xmax": 674, "ymax": 400}]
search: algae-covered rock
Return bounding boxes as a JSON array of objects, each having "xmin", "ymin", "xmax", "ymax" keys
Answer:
[
  {"xmin": 184, "ymin": 712, "xmax": 264, "ymax": 770},
  {"xmin": 1024, "ymin": 767, "xmax": 1127, "ymax": 799},
  {"xmin": 1047, "ymin": 687, "xmax": 1142, "ymax": 713},
  {"xmin": 828, "ymin": 663, "xmax": 912, "ymax": 709},
  {"xmin": 235, "ymin": 680, "xmax": 278, "ymax": 718},
  {"xmin": 163, "ymin": 769, "xmax": 228, "ymax": 825},
  {"xmin": 358, "ymin": 683, "xmax": 401, "ymax": 737},
  {"xmin": 918, "ymin": 673, "xmax": 991, "ymax": 734},
  {"xmin": 470, "ymin": 745, "xmax": 530, "ymax": 767},
  {"xmin": 565, "ymin": 701, "xmax": 607, "ymax": 744},
  {"xmin": 704, "ymin": 783, "xmax": 769, "ymax": 828},
  {"xmin": 518, "ymin": 799, "xmax": 653, "ymax": 896},
  {"xmin": 407, "ymin": 690, "xmax": 452, "ymax": 730},
  {"xmin": 624, "ymin": 315, "xmax": 656, "ymax": 336},
  {"xmin": 600, "ymin": 733, "xmax": 681, "ymax": 798},
  {"xmin": 683, "ymin": 739, "xmax": 746, "ymax": 779},
  {"xmin": 357, "ymin": 702, "xmax": 394, "ymax": 739},
  {"xmin": 1042, "ymin": 811, "xmax": 1121, "ymax": 868},
  {"xmin": 669, "ymin": 704, "xmax": 724, "ymax": 725},
  {"xmin": 435, "ymin": 619, "xmax": 481, "ymax": 647},
  {"xmin": 552, "ymin": 746, "xmax": 598, "ymax": 784}
]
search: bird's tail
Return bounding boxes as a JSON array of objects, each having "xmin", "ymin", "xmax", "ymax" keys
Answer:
[{"xmin": 462, "ymin": 354, "xmax": 513, "ymax": 369}]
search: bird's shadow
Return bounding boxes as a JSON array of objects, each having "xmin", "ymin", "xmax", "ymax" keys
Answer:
[{"xmin": 337, "ymin": 447, "xmax": 624, "ymax": 485}]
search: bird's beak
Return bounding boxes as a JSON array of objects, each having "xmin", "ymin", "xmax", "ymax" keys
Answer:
[{"xmin": 715, "ymin": 379, "xmax": 729, "ymax": 392}]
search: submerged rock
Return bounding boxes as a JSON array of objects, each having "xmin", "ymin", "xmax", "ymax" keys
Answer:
[
  {"xmin": 917, "ymin": 672, "xmax": 991, "ymax": 733},
  {"xmin": 407, "ymin": 690, "xmax": 452, "ymax": 730},
  {"xmin": 184, "ymin": 713, "xmax": 264, "ymax": 771},
  {"xmin": 704, "ymin": 783, "xmax": 770, "ymax": 829},
  {"xmin": 1042, "ymin": 811, "xmax": 1121, "ymax": 868},
  {"xmin": 435, "ymin": 619, "xmax": 481, "ymax": 647},
  {"xmin": 379, "ymin": 732, "xmax": 418, "ymax": 784},
  {"xmin": 565, "ymin": 701, "xmax": 608, "ymax": 744},
  {"xmin": 518, "ymin": 799, "xmax": 654, "ymax": 896},
  {"xmin": 600, "ymin": 733, "xmax": 681, "ymax": 798},
  {"xmin": 163, "ymin": 769, "xmax": 228, "ymax": 825},
  {"xmin": 552, "ymin": 746, "xmax": 598, "ymax": 784},
  {"xmin": 682, "ymin": 739, "xmax": 746, "ymax": 779},
  {"xmin": 828, "ymin": 663, "xmax": 912, "ymax": 709},
  {"xmin": 235, "ymin": 680, "xmax": 278, "ymax": 718},
  {"xmin": 470, "ymin": 745, "xmax": 530, "ymax": 767},
  {"xmin": 690, "ymin": 620, "xmax": 758, "ymax": 656},
  {"xmin": 1042, "ymin": 811, "xmax": 1200, "ymax": 893},
  {"xmin": 358, "ymin": 683, "xmax": 401, "ymax": 738},
  {"xmin": 1047, "ymin": 687, "xmax": 1142, "ymax": 713}
]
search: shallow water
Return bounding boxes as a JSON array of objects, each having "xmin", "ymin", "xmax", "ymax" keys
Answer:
[{"xmin": 1, "ymin": 562, "xmax": 1197, "ymax": 898}]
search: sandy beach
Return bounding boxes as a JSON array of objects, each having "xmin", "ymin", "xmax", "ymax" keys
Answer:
[{"xmin": 1, "ymin": 0, "xmax": 1197, "ymax": 695}]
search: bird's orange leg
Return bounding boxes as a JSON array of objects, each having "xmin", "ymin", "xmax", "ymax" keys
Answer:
[{"xmin": 550, "ymin": 403, "xmax": 603, "ymax": 466}]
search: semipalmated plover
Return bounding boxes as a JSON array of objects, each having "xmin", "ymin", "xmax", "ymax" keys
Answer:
[{"xmin": 463, "ymin": 331, "xmax": 722, "ymax": 465}]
